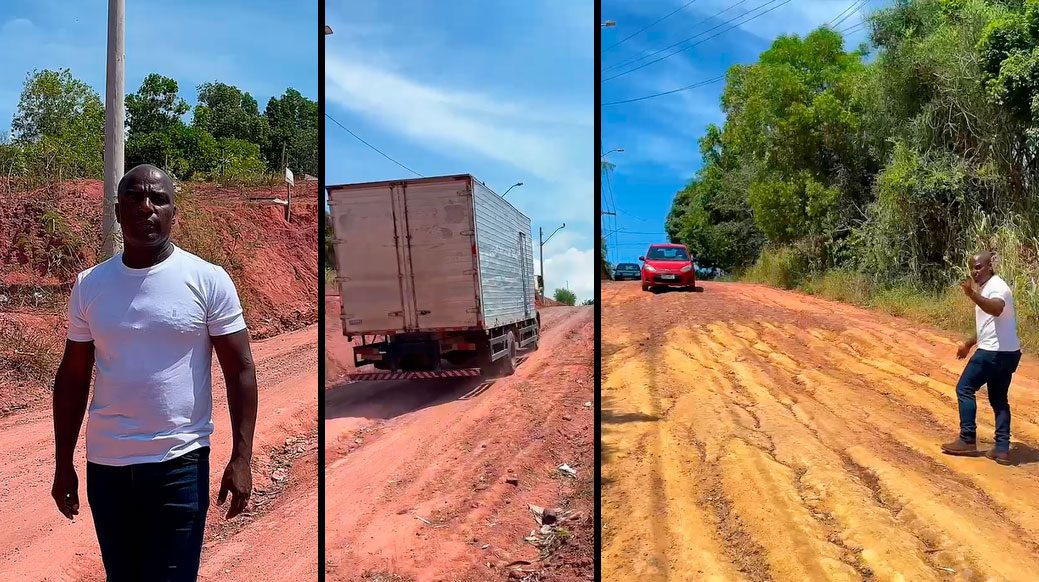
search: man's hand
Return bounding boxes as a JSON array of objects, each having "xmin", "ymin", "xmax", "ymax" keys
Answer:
[
  {"xmin": 956, "ymin": 342, "xmax": 971, "ymax": 360},
  {"xmin": 51, "ymin": 465, "xmax": 79, "ymax": 520},
  {"xmin": 217, "ymin": 456, "xmax": 251, "ymax": 519},
  {"xmin": 960, "ymin": 279, "xmax": 975, "ymax": 299}
]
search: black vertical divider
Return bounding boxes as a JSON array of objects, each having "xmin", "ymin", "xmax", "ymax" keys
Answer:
[
  {"xmin": 317, "ymin": 1, "xmax": 327, "ymax": 579},
  {"xmin": 593, "ymin": 0, "xmax": 603, "ymax": 579}
]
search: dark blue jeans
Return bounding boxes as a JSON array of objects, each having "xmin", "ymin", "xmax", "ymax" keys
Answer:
[
  {"xmin": 956, "ymin": 350, "xmax": 1022, "ymax": 452},
  {"xmin": 87, "ymin": 447, "xmax": 210, "ymax": 581}
]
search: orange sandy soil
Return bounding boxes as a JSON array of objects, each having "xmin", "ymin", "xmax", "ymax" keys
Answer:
[
  {"xmin": 0, "ymin": 325, "xmax": 317, "ymax": 581},
  {"xmin": 0, "ymin": 180, "xmax": 318, "ymax": 580},
  {"xmin": 323, "ymin": 306, "xmax": 594, "ymax": 581},
  {"xmin": 602, "ymin": 280, "xmax": 1039, "ymax": 581}
]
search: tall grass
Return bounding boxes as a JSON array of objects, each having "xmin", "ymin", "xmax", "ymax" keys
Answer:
[
  {"xmin": 743, "ymin": 246, "xmax": 809, "ymax": 289},
  {"xmin": 743, "ymin": 225, "xmax": 1039, "ymax": 351}
]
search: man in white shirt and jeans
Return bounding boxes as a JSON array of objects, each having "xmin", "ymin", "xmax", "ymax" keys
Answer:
[
  {"xmin": 942, "ymin": 251, "xmax": 1022, "ymax": 465},
  {"xmin": 50, "ymin": 164, "xmax": 258, "ymax": 580}
]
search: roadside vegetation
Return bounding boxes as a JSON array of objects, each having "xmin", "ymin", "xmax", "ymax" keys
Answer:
[{"xmin": 666, "ymin": 0, "xmax": 1039, "ymax": 349}]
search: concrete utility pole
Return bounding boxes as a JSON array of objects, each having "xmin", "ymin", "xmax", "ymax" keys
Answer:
[
  {"xmin": 539, "ymin": 223, "xmax": 565, "ymax": 298},
  {"xmin": 101, "ymin": 0, "xmax": 125, "ymax": 259}
]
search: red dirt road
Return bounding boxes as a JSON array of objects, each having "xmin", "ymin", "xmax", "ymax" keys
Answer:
[
  {"xmin": 324, "ymin": 306, "xmax": 594, "ymax": 581},
  {"xmin": 0, "ymin": 325, "xmax": 318, "ymax": 581},
  {"xmin": 603, "ymin": 280, "xmax": 1039, "ymax": 581}
]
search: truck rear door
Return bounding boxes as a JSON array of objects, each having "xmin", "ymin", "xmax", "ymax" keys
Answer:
[
  {"xmin": 329, "ymin": 184, "xmax": 408, "ymax": 334},
  {"xmin": 400, "ymin": 178, "xmax": 480, "ymax": 331}
]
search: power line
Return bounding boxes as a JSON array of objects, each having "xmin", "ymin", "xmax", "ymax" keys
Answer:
[
  {"xmin": 602, "ymin": 0, "xmax": 703, "ymax": 52},
  {"xmin": 603, "ymin": 0, "xmax": 754, "ymax": 73},
  {"xmin": 602, "ymin": 74, "xmax": 726, "ymax": 106},
  {"xmin": 325, "ymin": 113, "xmax": 424, "ymax": 178},
  {"xmin": 603, "ymin": 0, "xmax": 792, "ymax": 82},
  {"xmin": 610, "ymin": 230, "xmax": 670, "ymax": 236},
  {"xmin": 832, "ymin": 0, "xmax": 867, "ymax": 28},
  {"xmin": 828, "ymin": 0, "xmax": 863, "ymax": 26},
  {"xmin": 839, "ymin": 20, "xmax": 868, "ymax": 35}
]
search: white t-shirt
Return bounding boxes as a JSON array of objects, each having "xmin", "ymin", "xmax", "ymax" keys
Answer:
[
  {"xmin": 67, "ymin": 245, "xmax": 247, "ymax": 466},
  {"xmin": 975, "ymin": 275, "xmax": 1020, "ymax": 352}
]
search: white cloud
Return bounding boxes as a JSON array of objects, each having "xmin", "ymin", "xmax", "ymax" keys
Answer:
[
  {"xmin": 542, "ymin": 247, "xmax": 594, "ymax": 303},
  {"xmin": 326, "ymin": 56, "xmax": 586, "ymax": 184}
]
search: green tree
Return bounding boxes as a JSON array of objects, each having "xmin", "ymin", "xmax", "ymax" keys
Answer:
[
  {"xmin": 264, "ymin": 88, "xmax": 317, "ymax": 176},
  {"xmin": 126, "ymin": 73, "xmax": 189, "ymax": 135},
  {"xmin": 11, "ymin": 68, "xmax": 104, "ymax": 178},
  {"xmin": 194, "ymin": 82, "xmax": 269, "ymax": 147},
  {"xmin": 213, "ymin": 137, "xmax": 266, "ymax": 179},
  {"xmin": 553, "ymin": 288, "xmax": 577, "ymax": 306}
]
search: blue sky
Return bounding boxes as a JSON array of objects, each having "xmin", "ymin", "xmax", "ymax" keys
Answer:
[
  {"xmin": 0, "ymin": 0, "xmax": 317, "ymax": 133},
  {"xmin": 601, "ymin": 0, "xmax": 881, "ymax": 267},
  {"xmin": 325, "ymin": 0, "xmax": 594, "ymax": 302}
]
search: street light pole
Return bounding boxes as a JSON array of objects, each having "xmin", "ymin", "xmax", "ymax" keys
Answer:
[
  {"xmin": 502, "ymin": 182, "xmax": 523, "ymax": 197},
  {"xmin": 101, "ymin": 0, "xmax": 125, "ymax": 259},
  {"xmin": 539, "ymin": 223, "xmax": 565, "ymax": 298},
  {"xmin": 602, "ymin": 20, "xmax": 616, "ymax": 27}
]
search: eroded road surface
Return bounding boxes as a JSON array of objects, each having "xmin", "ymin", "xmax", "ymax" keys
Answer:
[
  {"xmin": 324, "ymin": 306, "xmax": 594, "ymax": 581},
  {"xmin": 602, "ymin": 281, "xmax": 1039, "ymax": 582},
  {"xmin": 0, "ymin": 325, "xmax": 318, "ymax": 581}
]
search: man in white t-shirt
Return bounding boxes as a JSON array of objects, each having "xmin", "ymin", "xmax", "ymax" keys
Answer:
[
  {"xmin": 941, "ymin": 251, "xmax": 1022, "ymax": 465},
  {"xmin": 50, "ymin": 164, "xmax": 258, "ymax": 580}
]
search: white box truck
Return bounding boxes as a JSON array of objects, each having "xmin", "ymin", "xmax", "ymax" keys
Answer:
[{"xmin": 327, "ymin": 174, "xmax": 540, "ymax": 380}]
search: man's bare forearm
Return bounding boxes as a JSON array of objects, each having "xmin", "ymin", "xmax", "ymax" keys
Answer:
[
  {"xmin": 968, "ymin": 289, "xmax": 1004, "ymax": 316},
  {"xmin": 53, "ymin": 341, "xmax": 94, "ymax": 469},
  {"xmin": 212, "ymin": 330, "xmax": 258, "ymax": 463},
  {"xmin": 226, "ymin": 366, "xmax": 258, "ymax": 462}
]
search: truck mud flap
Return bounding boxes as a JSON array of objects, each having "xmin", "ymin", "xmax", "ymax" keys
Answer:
[{"xmin": 348, "ymin": 368, "xmax": 483, "ymax": 381}]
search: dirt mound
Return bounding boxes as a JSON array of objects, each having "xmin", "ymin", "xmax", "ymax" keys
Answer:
[
  {"xmin": 0, "ymin": 179, "xmax": 318, "ymax": 413},
  {"xmin": 602, "ymin": 280, "xmax": 1039, "ymax": 581}
]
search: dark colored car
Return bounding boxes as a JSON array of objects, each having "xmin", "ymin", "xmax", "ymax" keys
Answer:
[
  {"xmin": 640, "ymin": 243, "xmax": 696, "ymax": 291},
  {"xmin": 612, "ymin": 262, "xmax": 641, "ymax": 281}
]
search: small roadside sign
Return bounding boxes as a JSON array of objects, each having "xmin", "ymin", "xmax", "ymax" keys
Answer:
[{"xmin": 285, "ymin": 167, "xmax": 294, "ymax": 186}]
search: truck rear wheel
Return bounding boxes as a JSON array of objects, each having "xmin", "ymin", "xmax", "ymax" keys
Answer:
[{"xmin": 497, "ymin": 331, "xmax": 517, "ymax": 376}]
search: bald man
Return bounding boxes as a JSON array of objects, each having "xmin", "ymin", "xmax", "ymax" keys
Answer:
[
  {"xmin": 51, "ymin": 164, "xmax": 258, "ymax": 580},
  {"xmin": 941, "ymin": 251, "xmax": 1022, "ymax": 465}
]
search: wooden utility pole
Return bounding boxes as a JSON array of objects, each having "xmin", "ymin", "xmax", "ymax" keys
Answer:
[{"xmin": 101, "ymin": 0, "xmax": 125, "ymax": 258}]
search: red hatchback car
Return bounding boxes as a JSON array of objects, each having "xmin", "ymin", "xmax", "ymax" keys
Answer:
[{"xmin": 640, "ymin": 243, "xmax": 696, "ymax": 292}]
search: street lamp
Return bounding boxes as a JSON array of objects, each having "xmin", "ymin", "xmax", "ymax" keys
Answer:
[
  {"xmin": 324, "ymin": 25, "xmax": 334, "ymax": 35},
  {"xmin": 502, "ymin": 182, "xmax": 523, "ymax": 197},
  {"xmin": 602, "ymin": 148, "xmax": 624, "ymax": 158},
  {"xmin": 602, "ymin": 20, "xmax": 616, "ymax": 27},
  {"xmin": 539, "ymin": 223, "xmax": 565, "ymax": 298}
]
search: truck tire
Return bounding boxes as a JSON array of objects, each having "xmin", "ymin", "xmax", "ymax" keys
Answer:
[
  {"xmin": 498, "ymin": 331, "xmax": 517, "ymax": 376},
  {"xmin": 529, "ymin": 315, "xmax": 540, "ymax": 352}
]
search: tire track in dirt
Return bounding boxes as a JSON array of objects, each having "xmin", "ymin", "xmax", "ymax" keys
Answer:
[
  {"xmin": 603, "ymin": 281, "xmax": 1039, "ymax": 581},
  {"xmin": 323, "ymin": 306, "xmax": 593, "ymax": 581}
]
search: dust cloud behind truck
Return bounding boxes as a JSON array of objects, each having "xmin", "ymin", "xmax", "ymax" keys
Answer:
[{"xmin": 327, "ymin": 174, "xmax": 540, "ymax": 380}]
